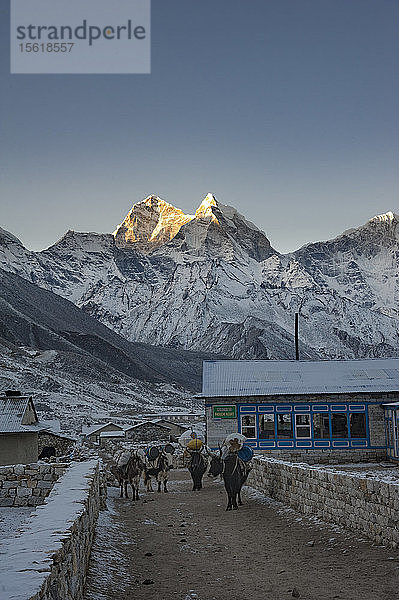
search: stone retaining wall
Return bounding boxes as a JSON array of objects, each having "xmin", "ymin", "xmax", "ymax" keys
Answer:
[
  {"xmin": 251, "ymin": 448, "xmax": 387, "ymax": 464},
  {"xmin": 0, "ymin": 460, "xmax": 106, "ymax": 600},
  {"xmin": 248, "ymin": 457, "xmax": 399, "ymax": 548},
  {"xmin": 0, "ymin": 462, "xmax": 69, "ymax": 507}
]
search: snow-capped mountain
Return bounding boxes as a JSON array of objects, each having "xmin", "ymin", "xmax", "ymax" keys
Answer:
[
  {"xmin": 0, "ymin": 268, "xmax": 224, "ymax": 430},
  {"xmin": 1, "ymin": 194, "xmax": 399, "ymax": 360}
]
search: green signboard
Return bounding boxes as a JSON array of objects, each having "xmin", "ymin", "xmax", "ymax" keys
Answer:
[{"xmin": 213, "ymin": 405, "xmax": 237, "ymax": 419}]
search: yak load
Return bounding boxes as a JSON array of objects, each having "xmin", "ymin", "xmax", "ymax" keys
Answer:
[
  {"xmin": 208, "ymin": 433, "xmax": 253, "ymax": 510},
  {"xmin": 179, "ymin": 431, "xmax": 208, "ymax": 491},
  {"xmin": 143, "ymin": 444, "xmax": 174, "ymax": 493}
]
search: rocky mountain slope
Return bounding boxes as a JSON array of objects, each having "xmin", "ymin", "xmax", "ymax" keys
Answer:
[
  {"xmin": 1, "ymin": 195, "xmax": 399, "ymax": 360},
  {"xmin": 0, "ymin": 268, "xmax": 224, "ymax": 429}
]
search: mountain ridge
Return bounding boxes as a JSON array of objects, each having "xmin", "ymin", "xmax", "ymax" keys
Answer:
[{"xmin": 1, "ymin": 194, "xmax": 399, "ymax": 361}]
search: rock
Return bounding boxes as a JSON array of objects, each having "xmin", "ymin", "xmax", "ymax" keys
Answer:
[
  {"xmin": 292, "ymin": 587, "xmax": 301, "ymax": 598},
  {"xmin": 144, "ymin": 552, "xmax": 153, "ymax": 557},
  {"xmin": 306, "ymin": 540, "xmax": 315, "ymax": 547},
  {"xmin": 142, "ymin": 579, "xmax": 155, "ymax": 585}
]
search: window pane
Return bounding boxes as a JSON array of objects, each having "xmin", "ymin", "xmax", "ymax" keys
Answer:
[
  {"xmin": 350, "ymin": 413, "xmax": 366, "ymax": 438},
  {"xmin": 295, "ymin": 414, "xmax": 311, "ymax": 438},
  {"xmin": 331, "ymin": 413, "xmax": 348, "ymax": 438},
  {"xmin": 259, "ymin": 414, "xmax": 275, "ymax": 439},
  {"xmin": 386, "ymin": 414, "xmax": 394, "ymax": 447},
  {"xmin": 277, "ymin": 414, "xmax": 293, "ymax": 439},
  {"xmin": 313, "ymin": 413, "xmax": 330, "ymax": 439},
  {"xmin": 241, "ymin": 415, "xmax": 256, "ymax": 438}
]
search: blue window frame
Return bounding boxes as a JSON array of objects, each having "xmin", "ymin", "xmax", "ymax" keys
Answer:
[{"xmin": 235, "ymin": 401, "xmax": 372, "ymax": 449}]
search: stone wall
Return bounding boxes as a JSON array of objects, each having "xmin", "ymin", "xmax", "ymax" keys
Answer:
[
  {"xmin": 248, "ymin": 457, "xmax": 399, "ymax": 548},
  {"xmin": 247, "ymin": 448, "xmax": 386, "ymax": 464},
  {"xmin": 0, "ymin": 460, "xmax": 106, "ymax": 600},
  {"xmin": 0, "ymin": 462, "xmax": 68, "ymax": 507}
]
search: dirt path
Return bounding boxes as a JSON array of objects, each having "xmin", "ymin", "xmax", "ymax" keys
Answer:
[{"xmin": 84, "ymin": 469, "xmax": 399, "ymax": 600}]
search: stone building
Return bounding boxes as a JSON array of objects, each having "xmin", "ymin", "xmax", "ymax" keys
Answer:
[
  {"xmin": 201, "ymin": 358, "xmax": 399, "ymax": 463},
  {"xmin": 152, "ymin": 419, "xmax": 188, "ymax": 438},
  {"xmin": 124, "ymin": 421, "xmax": 172, "ymax": 443},
  {"xmin": 0, "ymin": 391, "xmax": 39, "ymax": 466},
  {"xmin": 38, "ymin": 430, "xmax": 76, "ymax": 458}
]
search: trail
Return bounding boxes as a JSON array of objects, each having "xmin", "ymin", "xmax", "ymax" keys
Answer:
[{"xmin": 84, "ymin": 469, "xmax": 398, "ymax": 600}]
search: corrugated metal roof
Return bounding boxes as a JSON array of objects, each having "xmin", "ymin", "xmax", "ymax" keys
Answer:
[
  {"xmin": 0, "ymin": 396, "xmax": 36, "ymax": 434},
  {"xmin": 100, "ymin": 431, "xmax": 126, "ymax": 438},
  {"xmin": 201, "ymin": 358, "xmax": 399, "ymax": 398},
  {"xmin": 82, "ymin": 422, "xmax": 124, "ymax": 436},
  {"xmin": 124, "ymin": 421, "xmax": 171, "ymax": 431}
]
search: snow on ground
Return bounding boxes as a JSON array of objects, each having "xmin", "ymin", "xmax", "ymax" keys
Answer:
[
  {"xmin": 0, "ymin": 507, "xmax": 33, "ymax": 544},
  {"xmin": 84, "ymin": 486, "xmax": 132, "ymax": 600}
]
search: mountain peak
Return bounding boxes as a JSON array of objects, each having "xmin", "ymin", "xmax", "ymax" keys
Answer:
[
  {"xmin": 195, "ymin": 193, "xmax": 219, "ymax": 222},
  {"xmin": 0, "ymin": 226, "xmax": 24, "ymax": 247},
  {"xmin": 370, "ymin": 210, "xmax": 397, "ymax": 224},
  {"xmin": 114, "ymin": 195, "xmax": 194, "ymax": 253}
]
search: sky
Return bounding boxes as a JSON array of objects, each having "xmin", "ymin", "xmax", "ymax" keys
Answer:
[{"xmin": 0, "ymin": 0, "xmax": 398, "ymax": 253}]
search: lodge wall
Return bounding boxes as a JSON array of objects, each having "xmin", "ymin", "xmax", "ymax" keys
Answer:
[{"xmin": 206, "ymin": 391, "xmax": 393, "ymax": 461}]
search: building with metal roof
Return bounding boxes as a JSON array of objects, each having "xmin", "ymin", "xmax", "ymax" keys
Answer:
[
  {"xmin": 0, "ymin": 391, "xmax": 39, "ymax": 466},
  {"xmin": 201, "ymin": 359, "xmax": 399, "ymax": 463}
]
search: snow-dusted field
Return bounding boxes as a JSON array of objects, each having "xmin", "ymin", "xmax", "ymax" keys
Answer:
[{"xmin": 0, "ymin": 507, "xmax": 33, "ymax": 544}]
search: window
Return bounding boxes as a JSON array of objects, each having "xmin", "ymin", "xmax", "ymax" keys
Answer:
[
  {"xmin": 295, "ymin": 414, "xmax": 311, "ymax": 438},
  {"xmin": 241, "ymin": 415, "xmax": 256, "ymax": 438},
  {"xmin": 259, "ymin": 414, "xmax": 275, "ymax": 439},
  {"xmin": 331, "ymin": 413, "xmax": 348, "ymax": 438},
  {"xmin": 386, "ymin": 412, "xmax": 394, "ymax": 448},
  {"xmin": 277, "ymin": 414, "xmax": 293, "ymax": 439},
  {"xmin": 313, "ymin": 413, "xmax": 330, "ymax": 439},
  {"xmin": 350, "ymin": 413, "xmax": 366, "ymax": 438}
]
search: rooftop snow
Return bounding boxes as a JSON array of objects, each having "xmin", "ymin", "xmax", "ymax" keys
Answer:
[
  {"xmin": 0, "ymin": 396, "xmax": 36, "ymax": 434},
  {"xmin": 99, "ymin": 430, "xmax": 126, "ymax": 438},
  {"xmin": 201, "ymin": 358, "xmax": 399, "ymax": 397},
  {"xmin": 82, "ymin": 422, "xmax": 124, "ymax": 436}
]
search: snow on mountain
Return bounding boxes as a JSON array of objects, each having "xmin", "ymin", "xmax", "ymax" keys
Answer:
[
  {"xmin": 114, "ymin": 195, "xmax": 194, "ymax": 253},
  {"xmin": 1, "ymin": 195, "xmax": 399, "ymax": 361},
  {"xmin": 0, "ymin": 268, "xmax": 223, "ymax": 430}
]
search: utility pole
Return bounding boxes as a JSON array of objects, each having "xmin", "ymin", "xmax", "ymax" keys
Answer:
[{"xmin": 295, "ymin": 312, "xmax": 299, "ymax": 361}]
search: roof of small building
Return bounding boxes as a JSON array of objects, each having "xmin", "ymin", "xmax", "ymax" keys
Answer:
[
  {"xmin": 38, "ymin": 427, "xmax": 77, "ymax": 441},
  {"xmin": 0, "ymin": 395, "xmax": 38, "ymax": 434},
  {"xmin": 124, "ymin": 421, "xmax": 171, "ymax": 431},
  {"xmin": 82, "ymin": 422, "xmax": 124, "ymax": 436},
  {"xmin": 201, "ymin": 358, "xmax": 399, "ymax": 398},
  {"xmin": 99, "ymin": 430, "xmax": 126, "ymax": 438}
]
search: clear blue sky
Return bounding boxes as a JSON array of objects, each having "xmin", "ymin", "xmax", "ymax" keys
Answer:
[{"xmin": 0, "ymin": 0, "xmax": 398, "ymax": 252}]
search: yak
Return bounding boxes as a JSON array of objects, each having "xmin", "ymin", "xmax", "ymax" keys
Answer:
[
  {"xmin": 208, "ymin": 450, "xmax": 250, "ymax": 510},
  {"xmin": 111, "ymin": 451, "xmax": 144, "ymax": 499},
  {"xmin": 186, "ymin": 450, "xmax": 207, "ymax": 491},
  {"xmin": 143, "ymin": 450, "xmax": 173, "ymax": 493}
]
